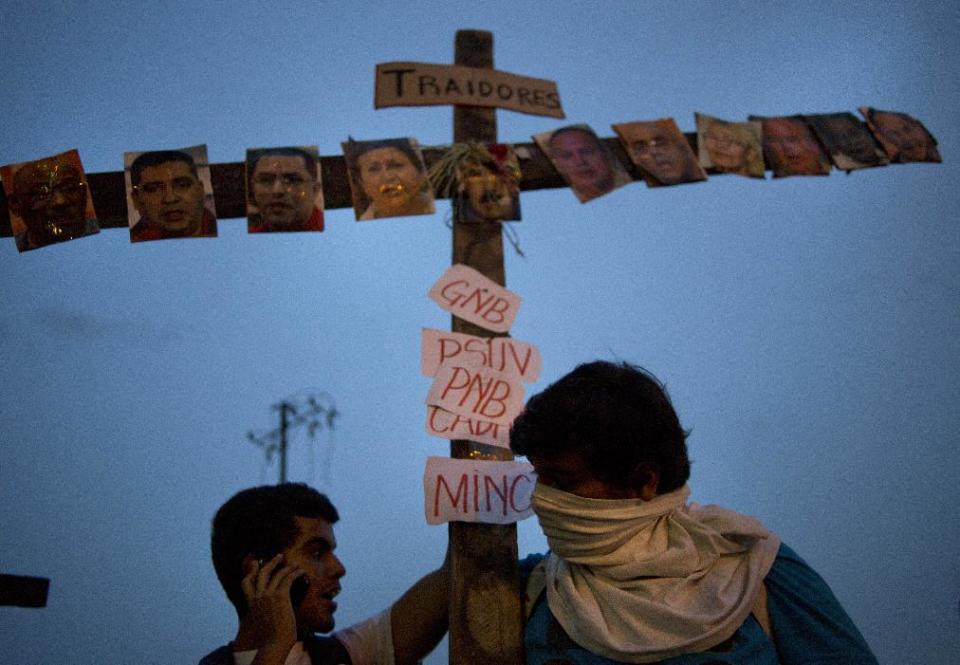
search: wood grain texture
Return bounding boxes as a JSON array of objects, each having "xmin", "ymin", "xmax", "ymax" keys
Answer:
[{"xmin": 447, "ymin": 29, "xmax": 524, "ymax": 665}]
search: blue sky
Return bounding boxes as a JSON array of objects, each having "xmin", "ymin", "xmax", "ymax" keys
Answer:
[{"xmin": 1, "ymin": 2, "xmax": 958, "ymax": 663}]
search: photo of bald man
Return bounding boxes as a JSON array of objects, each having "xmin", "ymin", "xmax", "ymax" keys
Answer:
[{"xmin": 2, "ymin": 149, "xmax": 99, "ymax": 253}]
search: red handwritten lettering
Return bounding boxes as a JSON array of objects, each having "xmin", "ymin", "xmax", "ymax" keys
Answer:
[
  {"xmin": 510, "ymin": 475, "xmax": 533, "ymax": 512},
  {"xmin": 484, "ymin": 475, "xmax": 509, "ymax": 515},
  {"xmin": 439, "ymin": 338, "xmax": 461, "ymax": 365},
  {"xmin": 477, "ymin": 378, "xmax": 510, "ymax": 419},
  {"xmin": 434, "ymin": 473, "xmax": 469, "ymax": 516},
  {"xmin": 482, "ymin": 297, "xmax": 510, "ymax": 325},
  {"xmin": 506, "ymin": 342, "xmax": 533, "ymax": 378}
]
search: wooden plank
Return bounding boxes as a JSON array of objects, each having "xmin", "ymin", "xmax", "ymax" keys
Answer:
[
  {"xmin": 0, "ymin": 114, "xmax": 887, "ymax": 238},
  {"xmin": 375, "ymin": 61, "xmax": 564, "ymax": 119},
  {"xmin": 447, "ymin": 30, "xmax": 524, "ymax": 665},
  {"xmin": 0, "ymin": 129, "xmax": 738, "ymax": 237},
  {"xmin": 0, "ymin": 574, "xmax": 50, "ymax": 608}
]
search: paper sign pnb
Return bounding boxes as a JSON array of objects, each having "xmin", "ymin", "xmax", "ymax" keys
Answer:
[
  {"xmin": 375, "ymin": 62, "xmax": 564, "ymax": 119},
  {"xmin": 426, "ymin": 363, "xmax": 524, "ymax": 427}
]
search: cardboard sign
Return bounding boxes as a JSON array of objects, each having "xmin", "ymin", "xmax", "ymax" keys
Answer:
[
  {"xmin": 375, "ymin": 62, "xmax": 564, "ymax": 119},
  {"xmin": 424, "ymin": 456, "xmax": 536, "ymax": 525},
  {"xmin": 426, "ymin": 405, "xmax": 510, "ymax": 448},
  {"xmin": 421, "ymin": 328, "xmax": 541, "ymax": 383},
  {"xmin": 427, "ymin": 264, "xmax": 520, "ymax": 333},
  {"xmin": 426, "ymin": 364, "xmax": 524, "ymax": 427}
]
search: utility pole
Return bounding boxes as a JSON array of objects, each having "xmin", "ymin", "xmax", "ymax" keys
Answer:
[
  {"xmin": 446, "ymin": 29, "xmax": 524, "ymax": 665},
  {"xmin": 247, "ymin": 392, "xmax": 338, "ymax": 484}
]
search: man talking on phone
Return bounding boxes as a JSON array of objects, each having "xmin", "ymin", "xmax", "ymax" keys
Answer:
[{"xmin": 199, "ymin": 483, "xmax": 447, "ymax": 665}]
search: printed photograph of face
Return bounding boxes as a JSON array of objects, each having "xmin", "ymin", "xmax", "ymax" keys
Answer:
[
  {"xmin": 456, "ymin": 144, "xmax": 521, "ymax": 223},
  {"xmin": 125, "ymin": 145, "xmax": 217, "ymax": 242},
  {"xmin": 860, "ymin": 107, "xmax": 941, "ymax": 164},
  {"xmin": 1, "ymin": 149, "xmax": 99, "ymax": 253},
  {"xmin": 535, "ymin": 124, "xmax": 632, "ymax": 203},
  {"xmin": 343, "ymin": 138, "xmax": 435, "ymax": 221},
  {"xmin": 804, "ymin": 112, "xmax": 888, "ymax": 172},
  {"xmin": 751, "ymin": 115, "xmax": 831, "ymax": 177},
  {"xmin": 246, "ymin": 146, "xmax": 324, "ymax": 233},
  {"xmin": 613, "ymin": 119, "xmax": 706, "ymax": 187},
  {"xmin": 696, "ymin": 113, "xmax": 765, "ymax": 178}
]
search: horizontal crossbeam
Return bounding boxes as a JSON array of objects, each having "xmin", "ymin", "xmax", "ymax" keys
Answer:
[{"xmin": 0, "ymin": 135, "xmax": 696, "ymax": 237}]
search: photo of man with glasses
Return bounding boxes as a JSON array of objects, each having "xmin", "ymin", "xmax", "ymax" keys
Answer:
[
  {"xmin": 2, "ymin": 149, "xmax": 99, "ymax": 253},
  {"xmin": 614, "ymin": 119, "xmax": 706, "ymax": 187},
  {"xmin": 246, "ymin": 147, "xmax": 324, "ymax": 233}
]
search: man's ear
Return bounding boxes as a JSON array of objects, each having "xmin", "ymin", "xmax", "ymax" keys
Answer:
[
  {"xmin": 131, "ymin": 189, "xmax": 146, "ymax": 216},
  {"xmin": 241, "ymin": 553, "xmax": 260, "ymax": 577},
  {"xmin": 633, "ymin": 463, "xmax": 660, "ymax": 501},
  {"xmin": 8, "ymin": 194, "xmax": 23, "ymax": 217}
]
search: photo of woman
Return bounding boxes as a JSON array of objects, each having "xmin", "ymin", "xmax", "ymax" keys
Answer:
[
  {"xmin": 342, "ymin": 138, "xmax": 435, "ymax": 220},
  {"xmin": 696, "ymin": 113, "xmax": 765, "ymax": 178}
]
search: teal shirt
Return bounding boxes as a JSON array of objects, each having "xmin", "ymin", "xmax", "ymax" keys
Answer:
[{"xmin": 521, "ymin": 543, "xmax": 878, "ymax": 665}]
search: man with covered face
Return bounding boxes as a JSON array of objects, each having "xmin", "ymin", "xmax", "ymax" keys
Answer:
[
  {"xmin": 247, "ymin": 147, "xmax": 325, "ymax": 233},
  {"xmin": 511, "ymin": 361, "xmax": 879, "ymax": 664}
]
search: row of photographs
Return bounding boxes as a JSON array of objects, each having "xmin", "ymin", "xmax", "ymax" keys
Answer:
[{"xmin": 0, "ymin": 108, "xmax": 940, "ymax": 253}]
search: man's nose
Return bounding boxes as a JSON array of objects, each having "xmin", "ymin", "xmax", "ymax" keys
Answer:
[
  {"xmin": 51, "ymin": 188, "xmax": 68, "ymax": 206},
  {"xmin": 330, "ymin": 554, "xmax": 346, "ymax": 578},
  {"xmin": 271, "ymin": 178, "xmax": 286, "ymax": 193},
  {"xmin": 162, "ymin": 184, "xmax": 179, "ymax": 202}
]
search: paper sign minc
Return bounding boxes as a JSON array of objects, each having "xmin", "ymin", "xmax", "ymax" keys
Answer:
[{"xmin": 423, "ymin": 456, "xmax": 536, "ymax": 525}]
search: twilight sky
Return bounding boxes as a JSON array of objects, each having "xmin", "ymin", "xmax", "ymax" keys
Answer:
[{"xmin": 1, "ymin": 2, "xmax": 958, "ymax": 663}]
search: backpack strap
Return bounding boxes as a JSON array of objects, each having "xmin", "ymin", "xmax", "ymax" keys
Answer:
[
  {"xmin": 752, "ymin": 581, "xmax": 772, "ymax": 638},
  {"xmin": 523, "ymin": 558, "xmax": 548, "ymax": 621}
]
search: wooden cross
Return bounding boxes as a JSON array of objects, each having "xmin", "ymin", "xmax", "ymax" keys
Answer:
[
  {"xmin": 445, "ymin": 29, "xmax": 523, "ymax": 665},
  {"xmin": 0, "ymin": 27, "xmax": 890, "ymax": 665}
]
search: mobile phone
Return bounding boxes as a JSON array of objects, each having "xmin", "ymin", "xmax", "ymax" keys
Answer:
[
  {"xmin": 256, "ymin": 556, "xmax": 308, "ymax": 608},
  {"xmin": 290, "ymin": 574, "xmax": 309, "ymax": 608}
]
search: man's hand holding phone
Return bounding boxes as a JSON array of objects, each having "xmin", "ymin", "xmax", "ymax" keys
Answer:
[{"xmin": 236, "ymin": 553, "xmax": 308, "ymax": 658}]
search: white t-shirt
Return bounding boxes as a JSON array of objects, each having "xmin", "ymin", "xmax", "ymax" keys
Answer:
[{"xmin": 232, "ymin": 608, "xmax": 394, "ymax": 665}]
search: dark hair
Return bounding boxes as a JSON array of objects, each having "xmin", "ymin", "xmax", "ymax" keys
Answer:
[
  {"xmin": 247, "ymin": 147, "xmax": 318, "ymax": 193},
  {"xmin": 130, "ymin": 150, "xmax": 198, "ymax": 186},
  {"xmin": 343, "ymin": 138, "xmax": 423, "ymax": 174},
  {"xmin": 342, "ymin": 138, "xmax": 425, "ymax": 213},
  {"xmin": 510, "ymin": 361, "xmax": 690, "ymax": 493},
  {"xmin": 211, "ymin": 483, "xmax": 339, "ymax": 616},
  {"xmin": 548, "ymin": 125, "xmax": 601, "ymax": 148}
]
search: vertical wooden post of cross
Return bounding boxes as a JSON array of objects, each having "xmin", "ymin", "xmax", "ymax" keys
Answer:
[{"xmin": 447, "ymin": 30, "xmax": 524, "ymax": 664}]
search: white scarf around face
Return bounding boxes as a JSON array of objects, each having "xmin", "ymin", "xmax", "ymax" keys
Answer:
[{"xmin": 532, "ymin": 483, "xmax": 780, "ymax": 663}]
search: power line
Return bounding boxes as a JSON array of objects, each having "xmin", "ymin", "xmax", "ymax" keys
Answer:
[{"xmin": 246, "ymin": 392, "xmax": 338, "ymax": 484}]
